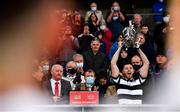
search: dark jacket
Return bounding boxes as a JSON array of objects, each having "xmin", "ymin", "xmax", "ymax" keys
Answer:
[
  {"xmin": 83, "ymin": 50, "xmax": 108, "ymax": 79},
  {"xmin": 78, "ymin": 34, "xmax": 94, "ymax": 53},
  {"xmin": 42, "ymin": 79, "xmax": 71, "ymax": 104}
]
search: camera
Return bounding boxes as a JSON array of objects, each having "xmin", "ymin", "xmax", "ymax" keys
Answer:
[{"xmin": 111, "ymin": 6, "xmax": 119, "ymax": 12}]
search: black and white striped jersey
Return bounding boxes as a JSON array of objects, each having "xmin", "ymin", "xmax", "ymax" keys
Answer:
[{"xmin": 113, "ymin": 75, "xmax": 146, "ymax": 104}]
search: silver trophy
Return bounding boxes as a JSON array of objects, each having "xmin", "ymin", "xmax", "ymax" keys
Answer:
[{"xmin": 122, "ymin": 20, "xmax": 138, "ymax": 49}]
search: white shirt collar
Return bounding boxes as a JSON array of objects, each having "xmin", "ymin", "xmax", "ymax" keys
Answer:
[{"xmin": 50, "ymin": 78, "xmax": 61, "ymax": 96}]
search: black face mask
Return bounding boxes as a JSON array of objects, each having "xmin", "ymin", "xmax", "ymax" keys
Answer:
[
  {"xmin": 133, "ymin": 65, "xmax": 142, "ymax": 71},
  {"xmin": 67, "ymin": 68, "xmax": 77, "ymax": 74}
]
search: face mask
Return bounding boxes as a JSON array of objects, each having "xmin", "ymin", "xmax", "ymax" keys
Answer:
[
  {"xmin": 163, "ymin": 16, "xmax": 170, "ymax": 23},
  {"xmin": 76, "ymin": 62, "xmax": 83, "ymax": 68},
  {"xmin": 42, "ymin": 64, "xmax": 49, "ymax": 71},
  {"xmin": 67, "ymin": 68, "xmax": 77, "ymax": 74},
  {"xmin": 133, "ymin": 65, "xmax": 142, "ymax": 71},
  {"xmin": 100, "ymin": 25, "xmax": 106, "ymax": 30},
  {"xmin": 91, "ymin": 7, "xmax": 97, "ymax": 12},
  {"xmin": 86, "ymin": 77, "xmax": 94, "ymax": 85},
  {"xmin": 113, "ymin": 16, "xmax": 119, "ymax": 21}
]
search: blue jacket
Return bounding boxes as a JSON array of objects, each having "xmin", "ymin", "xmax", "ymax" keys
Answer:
[
  {"xmin": 152, "ymin": 1, "xmax": 166, "ymax": 23},
  {"xmin": 108, "ymin": 42, "xmax": 118, "ymax": 60}
]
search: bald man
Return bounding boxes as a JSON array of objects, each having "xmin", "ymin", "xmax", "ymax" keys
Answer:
[{"xmin": 42, "ymin": 64, "xmax": 71, "ymax": 104}]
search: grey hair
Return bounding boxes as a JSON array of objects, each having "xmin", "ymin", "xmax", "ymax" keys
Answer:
[
  {"xmin": 133, "ymin": 13, "xmax": 142, "ymax": 19},
  {"xmin": 51, "ymin": 64, "xmax": 63, "ymax": 72},
  {"xmin": 72, "ymin": 54, "xmax": 83, "ymax": 61}
]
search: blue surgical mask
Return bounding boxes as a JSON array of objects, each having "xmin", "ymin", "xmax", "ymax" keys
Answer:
[
  {"xmin": 113, "ymin": 16, "xmax": 119, "ymax": 21},
  {"xmin": 76, "ymin": 62, "xmax": 83, "ymax": 68},
  {"xmin": 86, "ymin": 77, "xmax": 94, "ymax": 85}
]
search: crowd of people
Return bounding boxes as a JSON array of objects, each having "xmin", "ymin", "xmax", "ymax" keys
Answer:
[{"xmin": 31, "ymin": 0, "xmax": 172, "ymax": 104}]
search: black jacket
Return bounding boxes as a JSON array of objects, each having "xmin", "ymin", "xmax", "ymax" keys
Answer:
[
  {"xmin": 42, "ymin": 79, "xmax": 71, "ymax": 104},
  {"xmin": 83, "ymin": 50, "xmax": 108, "ymax": 79}
]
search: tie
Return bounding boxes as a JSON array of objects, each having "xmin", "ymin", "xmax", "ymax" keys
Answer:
[{"xmin": 55, "ymin": 82, "xmax": 59, "ymax": 96}]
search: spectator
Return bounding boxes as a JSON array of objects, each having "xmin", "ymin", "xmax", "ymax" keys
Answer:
[
  {"xmin": 131, "ymin": 54, "xmax": 143, "ymax": 71},
  {"xmin": 99, "ymin": 24, "xmax": 112, "ymax": 56},
  {"xmin": 83, "ymin": 39, "xmax": 108, "ymax": 80},
  {"xmin": 56, "ymin": 26, "xmax": 79, "ymax": 63},
  {"xmin": 148, "ymin": 50, "xmax": 170, "ymax": 104},
  {"xmin": 150, "ymin": 50, "xmax": 169, "ymax": 86},
  {"xmin": 106, "ymin": 1, "xmax": 125, "ymax": 43},
  {"xmin": 58, "ymin": 9, "xmax": 72, "ymax": 27},
  {"xmin": 108, "ymin": 32, "xmax": 131, "ymax": 70},
  {"xmin": 136, "ymin": 33, "xmax": 156, "ymax": 64},
  {"xmin": 87, "ymin": 13, "xmax": 100, "ymax": 35},
  {"xmin": 78, "ymin": 24, "xmax": 94, "ymax": 53},
  {"xmin": 85, "ymin": 2, "xmax": 105, "ymax": 25},
  {"xmin": 38, "ymin": 47, "xmax": 53, "ymax": 75},
  {"xmin": 111, "ymin": 40, "xmax": 149, "ymax": 104},
  {"xmin": 153, "ymin": 12, "xmax": 172, "ymax": 52},
  {"xmin": 96, "ymin": 30, "xmax": 106, "ymax": 54},
  {"xmin": 63, "ymin": 61, "xmax": 85, "ymax": 90},
  {"xmin": 117, "ymin": 48, "xmax": 130, "ymax": 72},
  {"xmin": 94, "ymin": 71, "xmax": 110, "ymax": 104},
  {"xmin": 42, "ymin": 64, "xmax": 71, "ymax": 104},
  {"xmin": 72, "ymin": 53, "xmax": 85, "ymax": 75},
  {"xmin": 133, "ymin": 14, "xmax": 142, "ymax": 33},
  {"xmin": 78, "ymin": 69, "xmax": 97, "ymax": 91},
  {"xmin": 72, "ymin": 12, "xmax": 84, "ymax": 37},
  {"xmin": 108, "ymin": 33, "xmax": 123, "ymax": 60},
  {"xmin": 141, "ymin": 24, "xmax": 153, "ymax": 42},
  {"xmin": 31, "ymin": 65, "xmax": 45, "ymax": 89},
  {"xmin": 152, "ymin": 0, "xmax": 166, "ymax": 24}
]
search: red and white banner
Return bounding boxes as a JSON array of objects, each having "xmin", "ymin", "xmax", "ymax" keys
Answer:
[{"xmin": 69, "ymin": 91, "xmax": 99, "ymax": 105}]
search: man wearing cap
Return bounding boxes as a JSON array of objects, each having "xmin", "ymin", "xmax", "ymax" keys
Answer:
[
  {"xmin": 147, "ymin": 50, "xmax": 172, "ymax": 104},
  {"xmin": 150, "ymin": 50, "xmax": 169, "ymax": 86}
]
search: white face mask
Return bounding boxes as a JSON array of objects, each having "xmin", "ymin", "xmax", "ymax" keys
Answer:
[
  {"xmin": 76, "ymin": 62, "xmax": 83, "ymax": 68},
  {"xmin": 100, "ymin": 25, "xmax": 106, "ymax": 30},
  {"xmin": 113, "ymin": 16, "xmax": 119, "ymax": 21},
  {"xmin": 163, "ymin": 16, "xmax": 170, "ymax": 23},
  {"xmin": 91, "ymin": 7, "xmax": 97, "ymax": 11},
  {"xmin": 42, "ymin": 64, "xmax": 49, "ymax": 71},
  {"xmin": 159, "ymin": 0, "xmax": 164, "ymax": 3}
]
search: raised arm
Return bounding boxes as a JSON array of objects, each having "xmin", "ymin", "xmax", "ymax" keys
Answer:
[
  {"xmin": 106, "ymin": 12, "xmax": 113, "ymax": 23},
  {"xmin": 138, "ymin": 48, "xmax": 150, "ymax": 78},
  {"xmin": 111, "ymin": 41, "xmax": 122, "ymax": 78},
  {"xmin": 119, "ymin": 11, "xmax": 125, "ymax": 22}
]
